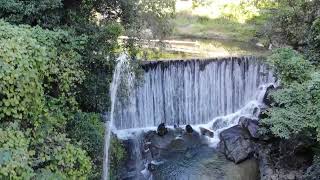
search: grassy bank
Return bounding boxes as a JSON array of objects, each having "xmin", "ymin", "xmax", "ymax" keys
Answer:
[
  {"xmin": 171, "ymin": 12, "xmax": 260, "ymax": 42},
  {"xmin": 137, "ymin": 1, "xmax": 271, "ymax": 60}
]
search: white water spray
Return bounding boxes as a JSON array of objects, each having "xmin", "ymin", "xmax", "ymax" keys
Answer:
[{"xmin": 103, "ymin": 54, "xmax": 134, "ymax": 180}]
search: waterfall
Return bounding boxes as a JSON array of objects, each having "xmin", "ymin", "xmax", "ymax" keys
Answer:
[
  {"xmin": 114, "ymin": 57, "xmax": 275, "ymax": 130},
  {"xmin": 110, "ymin": 56, "xmax": 275, "ymax": 179},
  {"xmin": 103, "ymin": 54, "xmax": 134, "ymax": 180}
]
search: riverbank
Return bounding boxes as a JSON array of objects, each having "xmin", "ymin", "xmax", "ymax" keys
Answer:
[{"xmin": 134, "ymin": 0, "xmax": 270, "ymax": 60}]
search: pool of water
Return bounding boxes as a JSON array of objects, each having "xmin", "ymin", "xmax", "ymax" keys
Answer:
[{"xmin": 152, "ymin": 145, "xmax": 259, "ymax": 180}]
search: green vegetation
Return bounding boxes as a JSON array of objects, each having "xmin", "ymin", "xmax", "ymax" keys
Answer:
[
  {"xmin": 262, "ymin": 48, "xmax": 316, "ymax": 139},
  {"xmin": 257, "ymin": 0, "xmax": 320, "ymax": 175},
  {"xmin": 264, "ymin": 0, "xmax": 320, "ymax": 49},
  {"xmin": 0, "ymin": 18, "xmax": 107, "ymax": 180},
  {"xmin": 151, "ymin": 0, "xmax": 274, "ymax": 60},
  {"xmin": 109, "ymin": 138, "xmax": 126, "ymax": 180},
  {"xmin": 0, "ymin": 20, "xmax": 91, "ymax": 179},
  {"xmin": 3, "ymin": 0, "xmax": 320, "ymax": 179},
  {"xmin": 0, "ymin": 0, "xmax": 175, "ymax": 179},
  {"xmin": 172, "ymin": 12, "xmax": 258, "ymax": 42},
  {"xmin": 259, "ymin": 0, "xmax": 320, "ymax": 140},
  {"xmin": 67, "ymin": 113, "xmax": 105, "ymax": 179},
  {"xmin": 173, "ymin": 0, "xmax": 276, "ymax": 43},
  {"xmin": 261, "ymin": 48, "xmax": 320, "ymax": 176}
]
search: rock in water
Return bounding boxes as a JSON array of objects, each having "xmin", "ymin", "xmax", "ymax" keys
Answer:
[
  {"xmin": 238, "ymin": 116, "xmax": 260, "ymax": 139},
  {"xmin": 157, "ymin": 123, "xmax": 168, "ymax": 136},
  {"xmin": 199, "ymin": 127, "xmax": 214, "ymax": 138},
  {"xmin": 185, "ymin": 125, "xmax": 194, "ymax": 133},
  {"xmin": 212, "ymin": 118, "xmax": 228, "ymax": 131},
  {"xmin": 218, "ymin": 125, "xmax": 254, "ymax": 164},
  {"xmin": 167, "ymin": 138, "xmax": 187, "ymax": 152},
  {"xmin": 147, "ymin": 162, "xmax": 156, "ymax": 172}
]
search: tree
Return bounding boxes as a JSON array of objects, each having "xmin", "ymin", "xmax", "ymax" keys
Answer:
[{"xmin": 261, "ymin": 0, "xmax": 320, "ymax": 49}]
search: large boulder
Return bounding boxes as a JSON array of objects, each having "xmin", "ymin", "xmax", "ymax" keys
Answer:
[
  {"xmin": 277, "ymin": 135, "xmax": 315, "ymax": 169},
  {"xmin": 185, "ymin": 124, "xmax": 194, "ymax": 133},
  {"xmin": 238, "ymin": 116, "xmax": 260, "ymax": 139},
  {"xmin": 255, "ymin": 135, "xmax": 315, "ymax": 180},
  {"xmin": 157, "ymin": 123, "xmax": 168, "ymax": 136},
  {"xmin": 218, "ymin": 125, "xmax": 254, "ymax": 163},
  {"xmin": 303, "ymin": 163, "xmax": 320, "ymax": 180},
  {"xmin": 145, "ymin": 130, "xmax": 176, "ymax": 154}
]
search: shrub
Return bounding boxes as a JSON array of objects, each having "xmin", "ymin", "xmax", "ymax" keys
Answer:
[
  {"xmin": 308, "ymin": 18, "xmax": 320, "ymax": 64},
  {"xmin": 262, "ymin": 48, "xmax": 320, "ymax": 140},
  {"xmin": 0, "ymin": 21, "xmax": 85, "ymax": 123},
  {"xmin": 0, "ymin": 21, "xmax": 92, "ymax": 179},
  {"xmin": 66, "ymin": 112, "xmax": 127, "ymax": 179},
  {"xmin": 66, "ymin": 112, "xmax": 104, "ymax": 179},
  {"xmin": 109, "ymin": 137, "xmax": 126, "ymax": 180},
  {"xmin": 267, "ymin": 48, "xmax": 313, "ymax": 85},
  {"xmin": 220, "ymin": 1, "xmax": 260, "ymax": 23},
  {"xmin": 0, "ymin": 123, "xmax": 34, "ymax": 179}
]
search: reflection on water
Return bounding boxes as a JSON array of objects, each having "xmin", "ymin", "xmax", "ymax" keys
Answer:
[
  {"xmin": 139, "ymin": 38, "xmax": 269, "ymax": 60},
  {"xmin": 153, "ymin": 145, "xmax": 259, "ymax": 180}
]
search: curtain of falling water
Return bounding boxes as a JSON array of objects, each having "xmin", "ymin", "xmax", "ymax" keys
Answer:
[
  {"xmin": 103, "ymin": 54, "xmax": 134, "ymax": 180},
  {"xmin": 114, "ymin": 57, "xmax": 275, "ymax": 129}
]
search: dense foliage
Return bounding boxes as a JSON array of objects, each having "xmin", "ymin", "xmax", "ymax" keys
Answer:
[
  {"xmin": 0, "ymin": 0, "xmax": 175, "ymax": 179},
  {"xmin": 109, "ymin": 137, "xmax": 126, "ymax": 180},
  {"xmin": 2, "ymin": 0, "xmax": 320, "ymax": 179},
  {"xmin": 259, "ymin": 1, "xmax": 320, "ymax": 171},
  {"xmin": 66, "ymin": 113, "xmax": 126, "ymax": 179},
  {"xmin": 259, "ymin": 0, "xmax": 320, "ymax": 141},
  {"xmin": 66, "ymin": 113, "xmax": 104, "ymax": 179},
  {"xmin": 214, "ymin": 0, "xmax": 320, "ymax": 49},
  {"xmin": 265, "ymin": 0, "xmax": 320, "ymax": 49},
  {"xmin": 221, "ymin": 1, "xmax": 260, "ymax": 23},
  {"xmin": 262, "ymin": 48, "xmax": 317, "ymax": 138},
  {"xmin": 0, "ymin": 0, "xmax": 63, "ymax": 28},
  {"xmin": 267, "ymin": 48, "xmax": 313, "ymax": 85},
  {"xmin": 0, "ymin": 21, "xmax": 91, "ymax": 179}
]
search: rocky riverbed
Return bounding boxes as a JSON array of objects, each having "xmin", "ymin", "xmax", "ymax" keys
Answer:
[
  {"xmin": 117, "ymin": 119, "xmax": 316, "ymax": 180},
  {"xmin": 115, "ymin": 85, "xmax": 318, "ymax": 180},
  {"xmin": 117, "ymin": 125, "xmax": 260, "ymax": 180},
  {"xmin": 217, "ymin": 116, "xmax": 315, "ymax": 180},
  {"xmin": 217, "ymin": 85, "xmax": 317, "ymax": 180}
]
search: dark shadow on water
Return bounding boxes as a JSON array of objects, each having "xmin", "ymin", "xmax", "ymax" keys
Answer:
[{"xmin": 153, "ymin": 145, "xmax": 259, "ymax": 180}]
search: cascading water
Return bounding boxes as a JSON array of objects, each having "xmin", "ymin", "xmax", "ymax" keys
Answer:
[
  {"xmin": 103, "ymin": 54, "xmax": 134, "ymax": 180},
  {"xmin": 114, "ymin": 57, "xmax": 275, "ymax": 130},
  {"xmin": 107, "ymin": 56, "xmax": 275, "ymax": 180}
]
